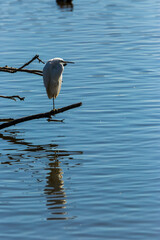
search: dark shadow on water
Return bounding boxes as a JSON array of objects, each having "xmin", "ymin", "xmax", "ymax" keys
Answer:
[
  {"xmin": 0, "ymin": 130, "xmax": 82, "ymax": 220},
  {"xmin": 56, "ymin": 0, "xmax": 74, "ymax": 11}
]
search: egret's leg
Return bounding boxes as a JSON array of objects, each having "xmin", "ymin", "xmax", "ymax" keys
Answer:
[{"xmin": 53, "ymin": 98, "xmax": 55, "ymax": 110}]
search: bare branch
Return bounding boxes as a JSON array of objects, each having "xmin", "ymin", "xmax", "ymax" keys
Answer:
[
  {"xmin": 14, "ymin": 54, "xmax": 45, "ymax": 72},
  {"xmin": 0, "ymin": 66, "xmax": 43, "ymax": 76},
  {"xmin": 0, "ymin": 95, "xmax": 25, "ymax": 101},
  {"xmin": 36, "ymin": 55, "xmax": 45, "ymax": 64},
  {"xmin": 0, "ymin": 54, "xmax": 44, "ymax": 76},
  {"xmin": 0, "ymin": 118, "xmax": 14, "ymax": 122},
  {"xmin": 0, "ymin": 102, "xmax": 82, "ymax": 130}
]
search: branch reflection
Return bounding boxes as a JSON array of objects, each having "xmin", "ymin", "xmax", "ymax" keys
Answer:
[{"xmin": 0, "ymin": 130, "xmax": 82, "ymax": 220}]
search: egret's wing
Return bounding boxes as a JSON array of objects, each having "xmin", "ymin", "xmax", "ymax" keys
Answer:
[
  {"xmin": 50, "ymin": 66, "xmax": 63, "ymax": 99},
  {"xmin": 43, "ymin": 60, "xmax": 63, "ymax": 99},
  {"xmin": 43, "ymin": 61, "xmax": 51, "ymax": 89}
]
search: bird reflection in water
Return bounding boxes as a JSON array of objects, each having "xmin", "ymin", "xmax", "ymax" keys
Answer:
[
  {"xmin": 56, "ymin": 0, "xmax": 73, "ymax": 11},
  {"xmin": 0, "ymin": 130, "xmax": 82, "ymax": 220},
  {"xmin": 44, "ymin": 157, "xmax": 67, "ymax": 220}
]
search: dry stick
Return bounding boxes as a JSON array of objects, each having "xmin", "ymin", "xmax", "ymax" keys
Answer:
[
  {"xmin": 0, "ymin": 54, "xmax": 44, "ymax": 76},
  {"xmin": 0, "ymin": 95, "xmax": 25, "ymax": 101},
  {"xmin": 0, "ymin": 102, "xmax": 82, "ymax": 130},
  {"xmin": 0, "ymin": 67, "xmax": 43, "ymax": 76},
  {"xmin": 14, "ymin": 54, "xmax": 45, "ymax": 72},
  {"xmin": 0, "ymin": 56, "xmax": 43, "ymax": 101},
  {"xmin": 0, "ymin": 118, "xmax": 14, "ymax": 122}
]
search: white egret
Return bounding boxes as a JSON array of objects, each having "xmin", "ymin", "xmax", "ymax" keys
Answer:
[{"xmin": 43, "ymin": 57, "xmax": 74, "ymax": 109}]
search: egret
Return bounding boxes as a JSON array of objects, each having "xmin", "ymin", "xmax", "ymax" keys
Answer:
[{"xmin": 43, "ymin": 57, "xmax": 74, "ymax": 109}]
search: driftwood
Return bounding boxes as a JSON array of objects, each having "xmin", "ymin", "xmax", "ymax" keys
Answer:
[{"xmin": 0, "ymin": 102, "xmax": 82, "ymax": 130}]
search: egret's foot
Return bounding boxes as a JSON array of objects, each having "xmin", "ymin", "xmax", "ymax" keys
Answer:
[
  {"xmin": 47, "ymin": 118, "xmax": 64, "ymax": 122},
  {"xmin": 47, "ymin": 115, "xmax": 52, "ymax": 122}
]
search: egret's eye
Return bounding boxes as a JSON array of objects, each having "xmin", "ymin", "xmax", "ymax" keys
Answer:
[{"xmin": 60, "ymin": 60, "xmax": 67, "ymax": 66}]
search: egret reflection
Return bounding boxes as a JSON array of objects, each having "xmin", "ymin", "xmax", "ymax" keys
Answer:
[
  {"xmin": 44, "ymin": 158, "xmax": 67, "ymax": 220},
  {"xmin": 0, "ymin": 130, "xmax": 82, "ymax": 220}
]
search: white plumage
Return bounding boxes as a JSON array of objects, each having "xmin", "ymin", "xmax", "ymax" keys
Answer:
[{"xmin": 43, "ymin": 57, "xmax": 74, "ymax": 109}]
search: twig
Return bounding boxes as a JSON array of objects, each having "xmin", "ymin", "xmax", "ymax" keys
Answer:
[
  {"xmin": 0, "ymin": 67, "xmax": 43, "ymax": 76},
  {"xmin": 14, "ymin": 54, "xmax": 45, "ymax": 72},
  {"xmin": 0, "ymin": 102, "xmax": 82, "ymax": 130},
  {"xmin": 36, "ymin": 55, "xmax": 45, "ymax": 64},
  {"xmin": 0, "ymin": 54, "xmax": 44, "ymax": 76},
  {"xmin": 0, "ymin": 95, "xmax": 25, "ymax": 101},
  {"xmin": 47, "ymin": 118, "xmax": 64, "ymax": 122},
  {"xmin": 0, "ymin": 118, "xmax": 14, "ymax": 122}
]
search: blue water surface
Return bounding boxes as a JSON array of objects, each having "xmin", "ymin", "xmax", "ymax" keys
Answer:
[{"xmin": 0, "ymin": 0, "xmax": 160, "ymax": 239}]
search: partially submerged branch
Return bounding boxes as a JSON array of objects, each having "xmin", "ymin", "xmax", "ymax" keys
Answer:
[
  {"xmin": 0, "ymin": 102, "xmax": 82, "ymax": 130},
  {"xmin": 0, "ymin": 95, "xmax": 25, "ymax": 101}
]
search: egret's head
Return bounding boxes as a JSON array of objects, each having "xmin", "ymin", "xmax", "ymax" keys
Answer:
[{"xmin": 52, "ymin": 57, "xmax": 74, "ymax": 67}]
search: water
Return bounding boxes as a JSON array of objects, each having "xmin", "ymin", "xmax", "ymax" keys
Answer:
[{"xmin": 0, "ymin": 0, "xmax": 160, "ymax": 239}]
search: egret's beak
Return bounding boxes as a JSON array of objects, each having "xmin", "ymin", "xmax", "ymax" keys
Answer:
[
  {"xmin": 63, "ymin": 61, "xmax": 75, "ymax": 66},
  {"xmin": 65, "ymin": 61, "xmax": 75, "ymax": 64}
]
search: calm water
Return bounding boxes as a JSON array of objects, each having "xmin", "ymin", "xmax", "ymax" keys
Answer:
[{"xmin": 0, "ymin": 0, "xmax": 160, "ymax": 239}]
